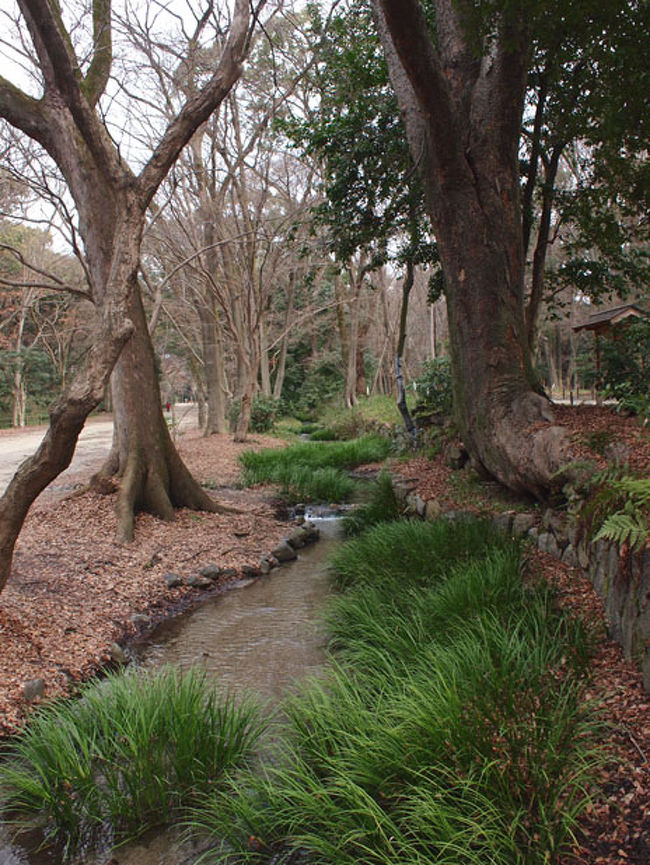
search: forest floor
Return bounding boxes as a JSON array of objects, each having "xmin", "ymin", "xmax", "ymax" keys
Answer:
[{"xmin": 0, "ymin": 406, "xmax": 648, "ymax": 864}]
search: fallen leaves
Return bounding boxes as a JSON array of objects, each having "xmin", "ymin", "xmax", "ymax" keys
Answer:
[{"xmin": 0, "ymin": 432, "xmax": 290, "ymax": 736}]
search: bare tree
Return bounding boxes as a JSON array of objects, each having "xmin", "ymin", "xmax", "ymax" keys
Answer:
[{"xmin": 0, "ymin": 0, "xmax": 257, "ymax": 592}]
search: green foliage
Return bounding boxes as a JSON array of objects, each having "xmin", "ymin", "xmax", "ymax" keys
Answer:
[
  {"xmin": 412, "ymin": 357, "xmax": 454, "ymax": 421},
  {"xmin": 329, "ymin": 516, "xmax": 509, "ymax": 592},
  {"xmin": 238, "ymin": 436, "xmax": 391, "ymax": 503},
  {"xmin": 577, "ymin": 466, "xmax": 649, "ymax": 552},
  {"xmin": 230, "ymin": 394, "xmax": 281, "ymax": 433},
  {"xmin": 280, "ymin": 344, "xmax": 344, "ymax": 421},
  {"xmin": 342, "ymin": 471, "xmax": 402, "ymax": 536},
  {"xmin": 280, "ymin": 0, "xmax": 434, "ymax": 268},
  {"xmin": 591, "ymin": 474, "xmax": 650, "ymax": 552},
  {"xmin": 186, "ymin": 521, "xmax": 601, "ymax": 865},
  {"xmin": 0, "ymin": 668, "xmax": 265, "ymax": 854},
  {"xmin": 601, "ymin": 318, "xmax": 650, "ymax": 420}
]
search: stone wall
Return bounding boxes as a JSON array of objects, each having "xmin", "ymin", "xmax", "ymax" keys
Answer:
[{"xmin": 395, "ymin": 479, "xmax": 650, "ymax": 691}]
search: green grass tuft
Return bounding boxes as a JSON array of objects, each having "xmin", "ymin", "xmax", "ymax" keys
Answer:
[
  {"xmin": 342, "ymin": 470, "xmax": 402, "ymax": 536},
  {"xmin": 0, "ymin": 667, "xmax": 265, "ymax": 854}
]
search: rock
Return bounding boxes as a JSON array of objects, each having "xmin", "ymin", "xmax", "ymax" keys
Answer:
[
  {"xmin": 414, "ymin": 495, "xmax": 426, "ymax": 517},
  {"xmin": 163, "ymin": 572, "xmax": 183, "ymax": 588},
  {"xmin": 186, "ymin": 575, "xmax": 213, "ymax": 589},
  {"xmin": 220, "ymin": 567, "xmax": 239, "ymax": 580},
  {"xmin": 512, "ymin": 513, "xmax": 535, "ymax": 537},
  {"xmin": 259, "ymin": 557, "xmax": 273, "ymax": 575},
  {"xmin": 23, "ymin": 678, "xmax": 45, "ymax": 702},
  {"xmin": 302, "ymin": 521, "xmax": 320, "ymax": 543},
  {"xmin": 241, "ymin": 564, "xmax": 260, "ymax": 578},
  {"xmin": 492, "ymin": 512, "xmax": 514, "ymax": 535},
  {"xmin": 447, "ymin": 444, "xmax": 469, "ymax": 470},
  {"xmin": 130, "ymin": 613, "xmax": 150, "ymax": 626},
  {"xmin": 272, "ymin": 540, "xmax": 298, "ymax": 562},
  {"xmin": 537, "ymin": 532, "xmax": 559, "ymax": 557},
  {"xmin": 527, "ymin": 527, "xmax": 539, "ymax": 542},
  {"xmin": 287, "ymin": 526, "xmax": 310, "ymax": 549},
  {"xmin": 577, "ymin": 542, "xmax": 590, "ymax": 570},
  {"xmin": 405, "ymin": 492, "xmax": 419, "ymax": 514},
  {"xmin": 110, "ymin": 643, "xmax": 128, "ymax": 665},
  {"xmin": 424, "ymin": 499, "xmax": 442, "ymax": 521},
  {"xmin": 561, "ymin": 544, "xmax": 578, "ymax": 567},
  {"xmin": 198, "ymin": 564, "xmax": 222, "ymax": 580}
]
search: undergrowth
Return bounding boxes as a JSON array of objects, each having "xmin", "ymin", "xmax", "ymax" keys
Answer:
[
  {"xmin": 239, "ymin": 435, "xmax": 391, "ymax": 503},
  {"xmin": 186, "ymin": 519, "xmax": 602, "ymax": 865},
  {"xmin": 0, "ymin": 668, "xmax": 265, "ymax": 855}
]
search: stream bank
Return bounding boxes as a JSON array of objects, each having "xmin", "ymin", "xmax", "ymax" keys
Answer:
[{"xmin": 0, "ymin": 517, "xmax": 341, "ymax": 865}]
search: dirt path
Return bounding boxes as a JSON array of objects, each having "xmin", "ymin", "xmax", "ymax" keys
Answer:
[{"xmin": 0, "ymin": 405, "xmax": 199, "ymax": 497}]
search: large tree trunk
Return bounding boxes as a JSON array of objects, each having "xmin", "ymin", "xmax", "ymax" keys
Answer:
[
  {"xmin": 0, "ymin": 0, "xmax": 252, "ymax": 593},
  {"xmin": 374, "ymin": 0, "xmax": 569, "ymax": 498},
  {"xmin": 98, "ymin": 286, "xmax": 230, "ymax": 542}
]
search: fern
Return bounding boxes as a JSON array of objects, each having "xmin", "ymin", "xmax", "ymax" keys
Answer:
[
  {"xmin": 593, "ymin": 513, "xmax": 648, "ymax": 552},
  {"xmin": 587, "ymin": 473, "xmax": 650, "ymax": 552}
]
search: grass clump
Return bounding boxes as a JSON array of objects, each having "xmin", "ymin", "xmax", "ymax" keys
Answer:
[
  {"xmin": 341, "ymin": 470, "xmax": 402, "ymax": 536},
  {"xmin": 0, "ymin": 667, "xmax": 265, "ymax": 855},
  {"xmin": 186, "ymin": 519, "xmax": 601, "ymax": 865},
  {"xmin": 239, "ymin": 435, "xmax": 391, "ymax": 503},
  {"xmin": 329, "ymin": 515, "xmax": 508, "ymax": 590}
]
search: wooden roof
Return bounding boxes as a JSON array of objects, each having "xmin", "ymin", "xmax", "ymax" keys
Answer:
[{"xmin": 572, "ymin": 304, "xmax": 648, "ymax": 333}]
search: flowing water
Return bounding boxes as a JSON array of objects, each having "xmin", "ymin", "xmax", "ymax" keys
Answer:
[{"xmin": 0, "ymin": 516, "xmax": 341, "ymax": 865}]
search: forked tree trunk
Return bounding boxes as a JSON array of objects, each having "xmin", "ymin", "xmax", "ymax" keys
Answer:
[{"xmin": 0, "ymin": 0, "xmax": 252, "ymax": 594}]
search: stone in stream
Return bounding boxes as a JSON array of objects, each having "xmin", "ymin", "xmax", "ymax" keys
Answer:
[
  {"xmin": 287, "ymin": 526, "xmax": 310, "ymax": 549},
  {"xmin": 259, "ymin": 556, "xmax": 274, "ymax": 574},
  {"xmin": 272, "ymin": 540, "xmax": 298, "ymax": 562},
  {"xmin": 241, "ymin": 564, "xmax": 261, "ymax": 577}
]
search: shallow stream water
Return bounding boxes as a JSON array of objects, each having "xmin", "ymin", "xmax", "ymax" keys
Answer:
[{"xmin": 0, "ymin": 516, "xmax": 340, "ymax": 865}]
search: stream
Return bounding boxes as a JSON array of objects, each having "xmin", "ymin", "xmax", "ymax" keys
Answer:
[{"xmin": 0, "ymin": 516, "xmax": 341, "ymax": 865}]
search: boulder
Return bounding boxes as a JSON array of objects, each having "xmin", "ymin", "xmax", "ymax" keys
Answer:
[
  {"xmin": 198, "ymin": 564, "xmax": 222, "ymax": 580},
  {"xmin": 241, "ymin": 564, "xmax": 260, "ymax": 578},
  {"xmin": 561, "ymin": 544, "xmax": 578, "ymax": 567}
]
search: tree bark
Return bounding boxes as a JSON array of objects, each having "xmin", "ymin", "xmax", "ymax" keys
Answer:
[
  {"xmin": 396, "ymin": 261, "xmax": 417, "ymax": 440},
  {"xmin": 0, "ymin": 0, "xmax": 252, "ymax": 591},
  {"xmin": 99, "ymin": 285, "xmax": 233, "ymax": 543},
  {"xmin": 374, "ymin": 0, "xmax": 569, "ymax": 498}
]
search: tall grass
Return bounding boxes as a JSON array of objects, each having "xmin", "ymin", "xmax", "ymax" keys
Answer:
[
  {"xmin": 329, "ymin": 515, "xmax": 509, "ymax": 590},
  {"xmin": 186, "ymin": 519, "xmax": 602, "ymax": 865},
  {"xmin": 341, "ymin": 470, "xmax": 402, "ymax": 535},
  {"xmin": 240, "ymin": 436, "xmax": 391, "ymax": 482},
  {"xmin": 0, "ymin": 668, "xmax": 265, "ymax": 854},
  {"xmin": 239, "ymin": 435, "xmax": 392, "ymax": 503}
]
